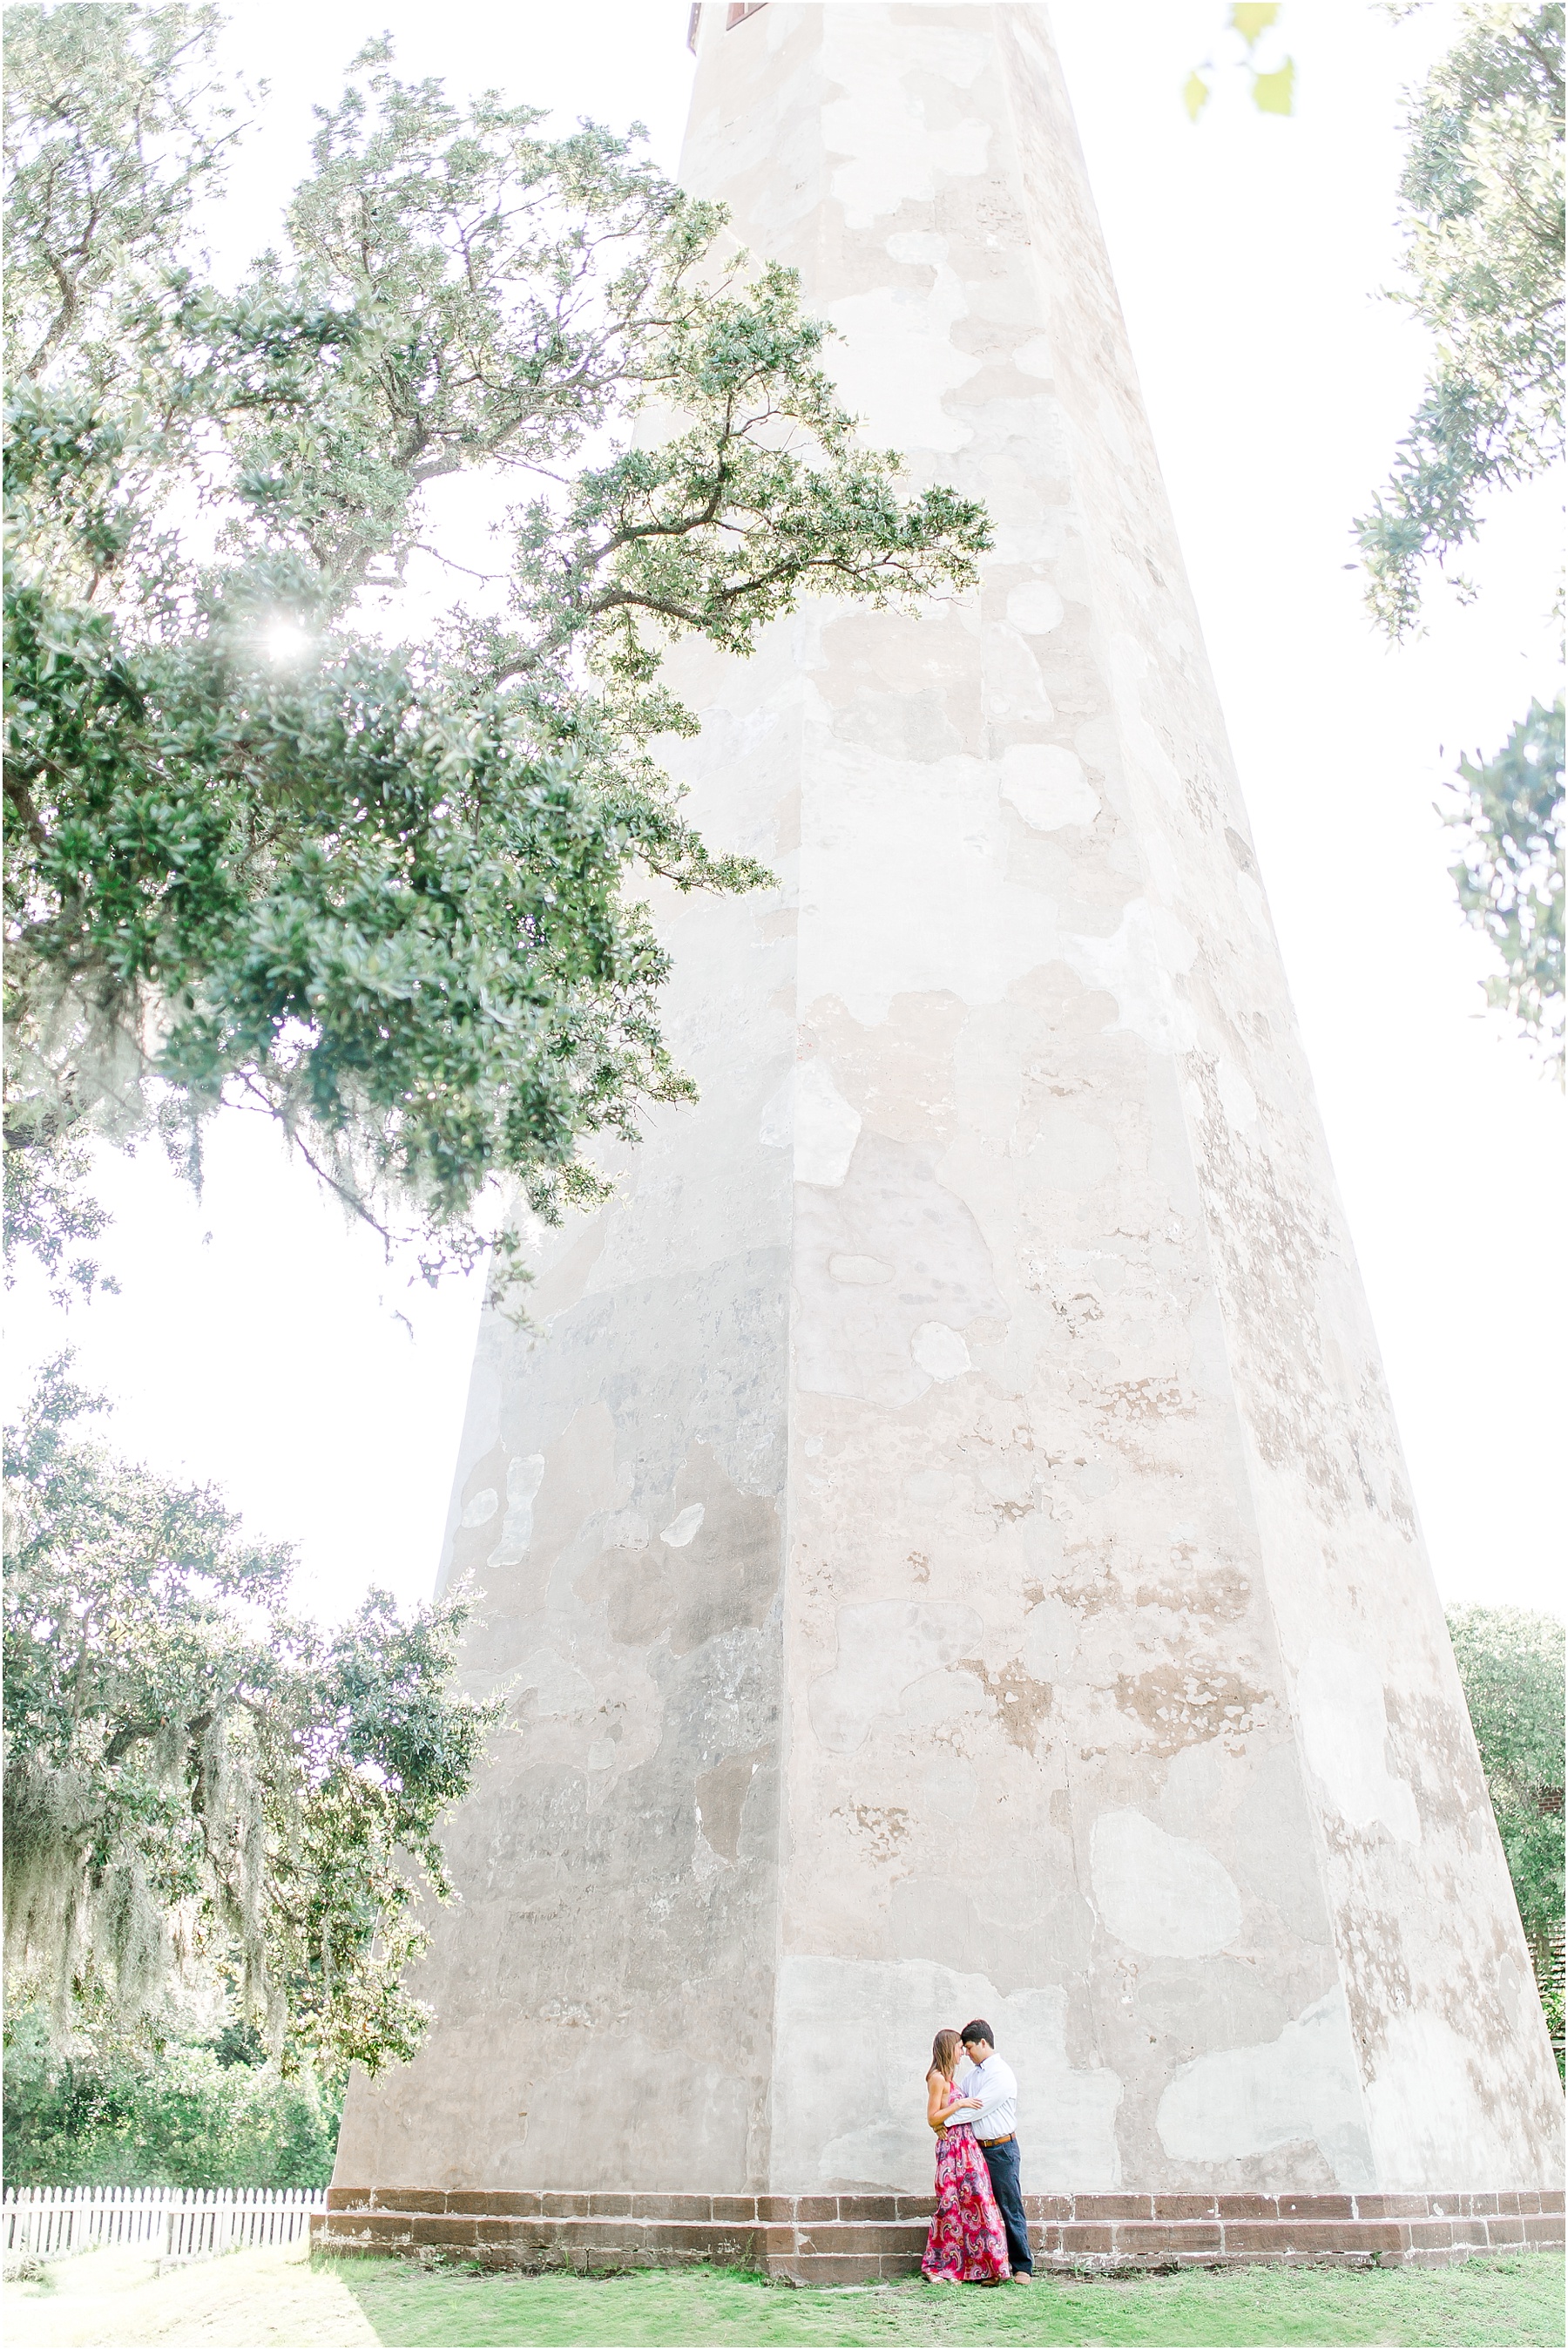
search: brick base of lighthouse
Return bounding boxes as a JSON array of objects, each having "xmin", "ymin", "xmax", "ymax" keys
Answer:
[{"xmin": 314, "ymin": 2186, "xmax": 1565, "ymax": 2280}]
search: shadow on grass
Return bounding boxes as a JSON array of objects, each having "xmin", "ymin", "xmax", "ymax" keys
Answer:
[{"xmin": 327, "ymin": 2250, "xmax": 1567, "ymax": 2350}]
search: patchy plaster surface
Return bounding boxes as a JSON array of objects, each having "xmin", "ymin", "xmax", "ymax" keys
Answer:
[
  {"xmin": 334, "ymin": 3, "xmax": 1563, "ymax": 2201},
  {"xmin": 1090, "ymin": 1810, "xmax": 1243, "ymax": 1959},
  {"xmin": 774, "ymin": 1955, "xmax": 1122, "ymax": 2192},
  {"xmin": 1156, "ymin": 1988, "xmax": 1376, "ymax": 2189},
  {"xmin": 1295, "ymin": 1638, "xmax": 1421, "ymax": 1844}
]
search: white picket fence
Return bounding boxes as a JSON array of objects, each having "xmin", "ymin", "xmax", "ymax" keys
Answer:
[{"xmin": 3, "ymin": 2184, "xmax": 327, "ymax": 2261}]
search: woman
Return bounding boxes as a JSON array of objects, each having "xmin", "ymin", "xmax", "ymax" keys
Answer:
[{"xmin": 920, "ymin": 2026, "xmax": 1010, "ymax": 2285}]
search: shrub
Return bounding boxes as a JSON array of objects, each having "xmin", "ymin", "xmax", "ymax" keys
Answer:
[{"xmin": 3, "ymin": 2008, "xmax": 339, "ymax": 2186}]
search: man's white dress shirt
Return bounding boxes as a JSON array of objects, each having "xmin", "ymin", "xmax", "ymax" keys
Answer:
[{"xmin": 959, "ymin": 2053, "xmax": 1018, "ymax": 2141}]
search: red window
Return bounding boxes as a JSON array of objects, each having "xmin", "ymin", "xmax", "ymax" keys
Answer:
[{"xmin": 688, "ymin": 3, "xmax": 767, "ymax": 55}]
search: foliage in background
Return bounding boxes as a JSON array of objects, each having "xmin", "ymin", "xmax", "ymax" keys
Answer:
[
  {"xmin": 1447, "ymin": 1604, "xmax": 1565, "ymax": 2069},
  {"xmin": 2, "ymin": 1126, "xmax": 117, "ymax": 1310},
  {"xmin": 1185, "ymin": 3, "xmax": 1296, "ymax": 124},
  {"xmin": 1444, "ymin": 696, "xmax": 1565, "ymax": 1061},
  {"xmin": 1356, "ymin": 2, "xmax": 1564, "ymax": 633},
  {"xmin": 1357, "ymin": 3, "xmax": 1565, "ymax": 1072},
  {"xmin": 3, "ymin": 3, "xmax": 989, "ymax": 1297},
  {"xmin": 3, "ymin": 1358, "xmax": 499, "ymax": 2077},
  {"xmin": 3, "ymin": 2007, "xmax": 338, "ymax": 2186}
]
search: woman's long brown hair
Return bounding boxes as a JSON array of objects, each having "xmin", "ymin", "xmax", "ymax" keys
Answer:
[{"xmin": 930, "ymin": 2028, "xmax": 963, "ymax": 2079}]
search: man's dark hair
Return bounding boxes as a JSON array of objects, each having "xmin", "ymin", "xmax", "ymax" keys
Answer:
[{"xmin": 959, "ymin": 2018, "xmax": 994, "ymax": 2048}]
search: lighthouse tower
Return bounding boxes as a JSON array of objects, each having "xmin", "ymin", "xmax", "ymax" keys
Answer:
[{"xmin": 328, "ymin": 3, "xmax": 1564, "ymax": 2276}]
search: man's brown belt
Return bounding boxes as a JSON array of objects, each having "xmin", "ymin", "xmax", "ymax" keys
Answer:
[{"xmin": 977, "ymin": 2132, "xmax": 1015, "ymax": 2147}]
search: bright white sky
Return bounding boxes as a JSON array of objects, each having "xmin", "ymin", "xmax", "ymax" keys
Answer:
[{"xmin": 6, "ymin": 2, "xmax": 1563, "ymax": 1625}]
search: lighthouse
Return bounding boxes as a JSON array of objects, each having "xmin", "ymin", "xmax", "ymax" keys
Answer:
[{"xmin": 327, "ymin": 4, "xmax": 1564, "ymax": 2276}]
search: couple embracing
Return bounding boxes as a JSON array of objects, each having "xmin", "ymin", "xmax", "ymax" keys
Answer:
[{"xmin": 920, "ymin": 2018, "xmax": 1034, "ymax": 2286}]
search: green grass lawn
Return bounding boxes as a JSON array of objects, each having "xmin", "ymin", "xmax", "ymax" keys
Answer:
[
  {"xmin": 6, "ymin": 2246, "xmax": 1562, "ymax": 2348},
  {"xmin": 340, "ymin": 2254, "xmax": 1566, "ymax": 2349}
]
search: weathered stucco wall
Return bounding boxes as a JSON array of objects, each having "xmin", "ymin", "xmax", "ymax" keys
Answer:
[
  {"xmin": 332, "ymin": 605, "xmax": 802, "ymax": 2190},
  {"xmin": 334, "ymin": 2, "xmax": 1562, "ymax": 2198}
]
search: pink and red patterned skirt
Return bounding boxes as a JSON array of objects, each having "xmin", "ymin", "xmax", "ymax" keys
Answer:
[{"xmin": 921, "ymin": 2124, "xmax": 1010, "ymax": 2283}]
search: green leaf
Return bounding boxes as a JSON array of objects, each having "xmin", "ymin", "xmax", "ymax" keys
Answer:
[
  {"xmin": 1445, "ymin": 695, "xmax": 1565, "ymax": 1069},
  {"xmin": 1445, "ymin": 1605, "xmax": 1565, "ymax": 1993},
  {"xmin": 1183, "ymin": 70, "xmax": 1212, "ymax": 123},
  {"xmin": 1351, "ymin": 2, "xmax": 1563, "ymax": 639},
  {"xmin": 2, "ymin": 10, "xmax": 991, "ymax": 1293},
  {"xmin": 1231, "ymin": 3, "xmax": 1281, "ymax": 47},
  {"xmin": 1251, "ymin": 57, "xmax": 1296, "ymax": 114},
  {"xmin": 3, "ymin": 1358, "xmax": 504, "ymax": 2075}
]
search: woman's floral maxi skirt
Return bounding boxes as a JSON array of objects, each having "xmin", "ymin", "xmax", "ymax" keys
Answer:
[{"xmin": 921, "ymin": 2126, "xmax": 1010, "ymax": 2282}]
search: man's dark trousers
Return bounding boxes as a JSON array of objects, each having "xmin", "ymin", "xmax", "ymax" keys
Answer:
[{"xmin": 978, "ymin": 2137, "xmax": 1032, "ymax": 2275}]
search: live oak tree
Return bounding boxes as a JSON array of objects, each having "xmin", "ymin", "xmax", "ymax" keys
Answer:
[
  {"xmin": 1357, "ymin": 2, "xmax": 1563, "ymax": 635},
  {"xmin": 1356, "ymin": 3, "xmax": 1564, "ymax": 1069},
  {"xmin": 3, "ymin": 3, "xmax": 990, "ymax": 1292},
  {"xmin": 3, "ymin": 1357, "xmax": 498, "ymax": 2076}
]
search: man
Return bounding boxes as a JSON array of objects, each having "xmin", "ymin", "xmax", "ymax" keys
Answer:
[{"xmin": 957, "ymin": 2018, "xmax": 1033, "ymax": 2280}]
